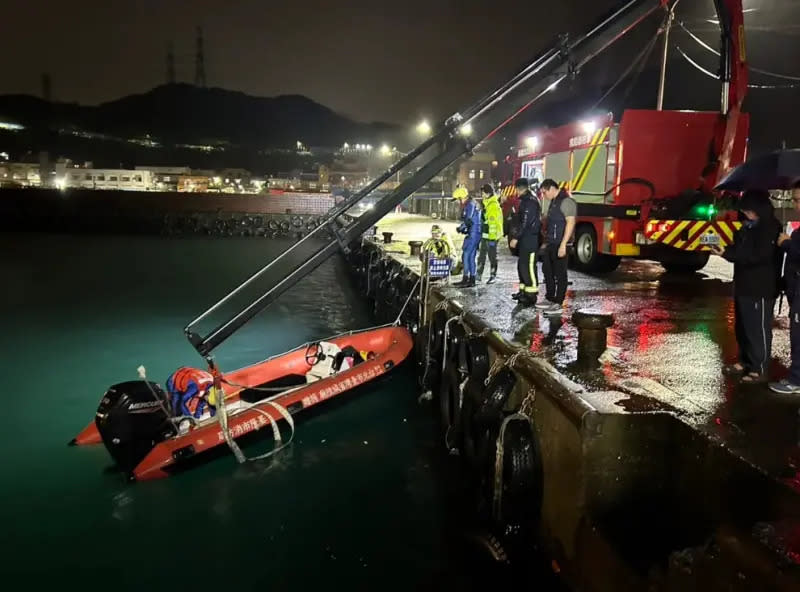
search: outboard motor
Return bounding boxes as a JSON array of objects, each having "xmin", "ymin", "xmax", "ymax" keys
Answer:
[{"xmin": 95, "ymin": 381, "xmax": 176, "ymax": 475}]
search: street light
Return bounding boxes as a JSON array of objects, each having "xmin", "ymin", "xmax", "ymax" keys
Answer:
[
  {"xmin": 460, "ymin": 123, "xmax": 473, "ymax": 136},
  {"xmin": 525, "ymin": 136, "xmax": 539, "ymax": 149},
  {"xmin": 380, "ymin": 144, "xmax": 391, "ymax": 156},
  {"xmin": 417, "ymin": 120, "xmax": 431, "ymax": 135}
]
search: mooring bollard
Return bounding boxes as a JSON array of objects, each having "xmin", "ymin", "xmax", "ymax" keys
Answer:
[
  {"xmin": 408, "ymin": 240, "xmax": 423, "ymax": 257},
  {"xmin": 382, "ymin": 232, "xmax": 394, "ymax": 244},
  {"xmin": 571, "ymin": 309, "xmax": 614, "ymax": 364}
]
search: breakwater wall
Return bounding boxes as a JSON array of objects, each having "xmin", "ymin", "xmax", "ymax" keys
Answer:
[
  {"xmin": 345, "ymin": 235, "xmax": 800, "ymax": 592},
  {"xmin": 0, "ymin": 188, "xmax": 342, "ymax": 236}
]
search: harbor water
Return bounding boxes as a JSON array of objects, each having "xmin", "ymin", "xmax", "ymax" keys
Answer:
[{"xmin": 0, "ymin": 234, "xmax": 560, "ymax": 591}]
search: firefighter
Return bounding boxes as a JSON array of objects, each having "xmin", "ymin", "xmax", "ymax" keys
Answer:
[
  {"xmin": 509, "ymin": 178, "xmax": 542, "ymax": 306},
  {"xmin": 477, "ymin": 184, "xmax": 502, "ymax": 284},
  {"xmin": 454, "ymin": 189, "xmax": 482, "ymax": 287},
  {"xmin": 771, "ymin": 181, "xmax": 800, "ymax": 394},
  {"xmin": 538, "ymin": 178, "xmax": 577, "ymax": 313}
]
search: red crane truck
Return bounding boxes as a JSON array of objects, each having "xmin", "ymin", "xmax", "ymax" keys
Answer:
[{"xmin": 506, "ymin": 0, "xmax": 749, "ymax": 273}]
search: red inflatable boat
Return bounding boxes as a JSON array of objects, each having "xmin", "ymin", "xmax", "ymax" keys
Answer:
[{"xmin": 72, "ymin": 326, "xmax": 413, "ymax": 481}]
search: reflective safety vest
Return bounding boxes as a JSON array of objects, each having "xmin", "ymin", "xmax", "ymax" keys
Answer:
[{"xmin": 481, "ymin": 195, "xmax": 503, "ymax": 241}]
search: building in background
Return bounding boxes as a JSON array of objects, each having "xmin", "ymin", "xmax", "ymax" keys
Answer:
[
  {"xmin": 56, "ymin": 162, "xmax": 153, "ymax": 191},
  {"xmin": 456, "ymin": 151, "xmax": 496, "ymax": 193}
]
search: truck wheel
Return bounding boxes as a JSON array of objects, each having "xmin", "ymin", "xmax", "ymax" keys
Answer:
[
  {"xmin": 572, "ymin": 225, "xmax": 621, "ymax": 273},
  {"xmin": 661, "ymin": 252, "xmax": 710, "ymax": 273}
]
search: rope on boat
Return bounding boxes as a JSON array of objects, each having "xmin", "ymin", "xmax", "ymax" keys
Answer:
[
  {"xmin": 211, "ymin": 377, "xmax": 296, "ymax": 465},
  {"xmin": 393, "ymin": 276, "xmax": 421, "ymax": 327}
]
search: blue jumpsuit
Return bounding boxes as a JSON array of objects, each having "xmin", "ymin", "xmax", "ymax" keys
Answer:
[{"xmin": 458, "ymin": 199, "xmax": 482, "ymax": 278}]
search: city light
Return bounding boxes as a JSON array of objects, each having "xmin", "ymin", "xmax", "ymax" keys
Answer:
[
  {"xmin": 0, "ymin": 121, "xmax": 24, "ymax": 131},
  {"xmin": 525, "ymin": 136, "xmax": 539, "ymax": 149},
  {"xmin": 366, "ymin": 144, "xmax": 372, "ymax": 151},
  {"xmin": 417, "ymin": 120, "xmax": 432, "ymax": 135},
  {"xmin": 0, "ymin": 151, "xmax": 8, "ymax": 161},
  {"xmin": 582, "ymin": 120, "xmax": 597, "ymax": 135},
  {"xmin": 55, "ymin": 177, "xmax": 67, "ymax": 191},
  {"xmin": 380, "ymin": 144, "xmax": 391, "ymax": 156},
  {"xmin": 460, "ymin": 123, "xmax": 473, "ymax": 136},
  {"xmin": 343, "ymin": 142, "xmax": 349, "ymax": 149}
]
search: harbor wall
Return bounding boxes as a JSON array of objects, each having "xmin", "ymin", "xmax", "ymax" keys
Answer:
[{"xmin": 345, "ymin": 235, "xmax": 800, "ymax": 592}]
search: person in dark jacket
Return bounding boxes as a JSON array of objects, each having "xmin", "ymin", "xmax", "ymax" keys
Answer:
[
  {"xmin": 711, "ymin": 190, "xmax": 781, "ymax": 383},
  {"xmin": 538, "ymin": 178, "xmax": 577, "ymax": 314},
  {"xmin": 509, "ymin": 178, "xmax": 542, "ymax": 306},
  {"xmin": 771, "ymin": 181, "xmax": 800, "ymax": 394}
]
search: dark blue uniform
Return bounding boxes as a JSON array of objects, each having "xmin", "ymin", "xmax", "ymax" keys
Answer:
[
  {"xmin": 542, "ymin": 190, "xmax": 574, "ymax": 305},
  {"xmin": 510, "ymin": 190, "xmax": 542, "ymax": 302}
]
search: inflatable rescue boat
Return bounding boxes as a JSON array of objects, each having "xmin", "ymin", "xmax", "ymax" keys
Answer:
[{"xmin": 71, "ymin": 326, "xmax": 413, "ymax": 481}]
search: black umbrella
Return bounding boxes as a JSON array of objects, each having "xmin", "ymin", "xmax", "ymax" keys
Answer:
[{"xmin": 715, "ymin": 149, "xmax": 800, "ymax": 191}]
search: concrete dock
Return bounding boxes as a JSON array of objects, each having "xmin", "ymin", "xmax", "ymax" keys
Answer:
[{"xmin": 357, "ymin": 212, "xmax": 800, "ymax": 591}]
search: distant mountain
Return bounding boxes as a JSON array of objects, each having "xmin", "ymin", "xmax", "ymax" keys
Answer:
[{"xmin": 0, "ymin": 84, "xmax": 399, "ymax": 149}]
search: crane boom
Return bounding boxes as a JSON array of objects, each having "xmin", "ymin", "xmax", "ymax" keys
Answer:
[{"xmin": 185, "ymin": 0, "xmax": 669, "ymax": 357}]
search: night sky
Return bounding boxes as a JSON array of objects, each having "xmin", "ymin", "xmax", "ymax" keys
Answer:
[{"xmin": 0, "ymin": 0, "xmax": 798, "ymax": 130}]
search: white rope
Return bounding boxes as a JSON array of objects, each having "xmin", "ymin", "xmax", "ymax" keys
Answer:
[
  {"xmin": 394, "ymin": 277, "xmax": 421, "ymax": 326},
  {"xmin": 214, "ymin": 381, "xmax": 247, "ymax": 464},
  {"xmin": 441, "ymin": 314, "xmax": 465, "ymax": 376},
  {"xmin": 444, "ymin": 375, "xmax": 470, "ymax": 455}
]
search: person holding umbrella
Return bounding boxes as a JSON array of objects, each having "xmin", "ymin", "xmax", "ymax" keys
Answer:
[
  {"xmin": 771, "ymin": 181, "xmax": 800, "ymax": 394},
  {"xmin": 710, "ymin": 190, "xmax": 782, "ymax": 384}
]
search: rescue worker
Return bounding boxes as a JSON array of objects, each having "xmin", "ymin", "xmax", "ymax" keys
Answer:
[
  {"xmin": 771, "ymin": 181, "xmax": 800, "ymax": 394},
  {"xmin": 538, "ymin": 178, "xmax": 577, "ymax": 313},
  {"xmin": 711, "ymin": 190, "xmax": 781, "ymax": 384},
  {"xmin": 509, "ymin": 178, "xmax": 542, "ymax": 306},
  {"xmin": 454, "ymin": 189, "xmax": 482, "ymax": 287},
  {"xmin": 477, "ymin": 184, "xmax": 503, "ymax": 284},
  {"xmin": 420, "ymin": 224, "xmax": 457, "ymax": 277},
  {"xmin": 166, "ymin": 367, "xmax": 216, "ymax": 419}
]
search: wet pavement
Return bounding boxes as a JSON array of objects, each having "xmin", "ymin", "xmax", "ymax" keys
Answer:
[{"xmin": 373, "ymin": 214, "xmax": 800, "ymax": 492}]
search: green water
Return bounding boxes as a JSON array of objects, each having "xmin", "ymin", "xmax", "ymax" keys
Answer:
[{"xmin": 0, "ymin": 234, "xmax": 558, "ymax": 591}]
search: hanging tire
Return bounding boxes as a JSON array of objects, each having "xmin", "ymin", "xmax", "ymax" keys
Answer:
[
  {"xmin": 430, "ymin": 310, "xmax": 448, "ymax": 363},
  {"xmin": 267, "ymin": 219, "xmax": 279, "ymax": 231},
  {"xmin": 463, "ymin": 335, "xmax": 490, "ymax": 382},
  {"xmin": 291, "ymin": 216, "xmax": 303, "ymax": 228},
  {"xmin": 482, "ymin": 418, "xmax": 543, "ymax": 529},
  {"xmin": 571, "ymin": 224, "xmax": 621, "ymax": 273},
  {"xmin": 474, "ymin": 368, "xmax": 517, "ymax": 428},
  {"xmin": 279, "ymin": 220, "xmax": 291, "ymax": 233},
  {"xmin": 439, "ymin": 362, "xmax": 465, "ymax": 451},
  {"xmin": 461, "ymin": 376, "xmax": 491, "ymax": 469}
]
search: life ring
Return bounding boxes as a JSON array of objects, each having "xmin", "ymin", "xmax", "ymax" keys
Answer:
[
  {"xmin": 291, "ymin": 216, "xmax": 303, "ymax": 228},
  {"xmin": 439, "ymin": 361, "xmax": 465, "ymax": 451},
  {"xmin": 482, "ymin": 417, "xmax": 543, "ymax": 529},
  {"xmin": 268, "ymin": 219, "xmax": 279, "ymax": 231},
  {"xmin": 279, "ymin": 220, "xmax": 291, "ymax": 232}
]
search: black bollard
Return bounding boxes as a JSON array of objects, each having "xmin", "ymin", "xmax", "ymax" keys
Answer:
[
  {"xmin": 383, "ymin": 232, "xmax": 394, "ymax": 244},
  {"xmin": 571, "ymin": 309, "xmax": 614, "ymax": 364},
  {"xmin": 409, "ymin": 240, "xmax": 423, "ymax": 257}
]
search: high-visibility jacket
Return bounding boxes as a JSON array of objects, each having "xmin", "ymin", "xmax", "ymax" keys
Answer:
[{"xmin": 481, "ymin": 194, "xmax": 503, "ymax": 241}]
